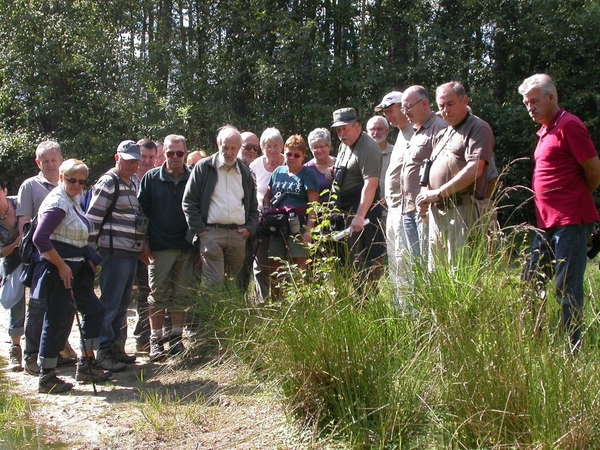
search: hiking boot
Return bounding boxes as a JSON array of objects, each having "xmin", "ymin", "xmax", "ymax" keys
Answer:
[
  {"xmin": 148, "ymin": 338, "xmax": 165, "ymax": 362},
  {"xmin": 57, "ymin": 353, "xmax": 77, "ymax": 367},
  {"xmin": 8, "ymin": 344, "xmax": 23, "ymax": 372},
  {"xmin": 96, "ymin": 348, "xmax": 127, "ymax": 373},
  {"xmin": 38, "ymin": 370, "xmax": 73, "ymax": 394},
  {"xmin": 109, "ymin": 343, "xmax": 136, "ymax": 364},
  {"xmin": 168, "ymin": 335, "xmax": 185, "ymax": 356},
  {"xmin": 60, "ymin": 342, "xmax": 78, "ymax": 360},
  {"xmin": 75, "ymin": 359, "xmax": 113, "ymax": 383},
  {"xmin": 24, "ymin": 355, "xmax": 40, "ymax": 376}
]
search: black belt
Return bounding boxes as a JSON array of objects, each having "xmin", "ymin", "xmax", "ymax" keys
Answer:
[{"xmin": 206, "ymin": 223, "xmax": 241, "ymax": 230}]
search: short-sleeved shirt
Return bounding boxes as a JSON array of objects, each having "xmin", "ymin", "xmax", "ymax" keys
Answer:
[
  {"xmin": 268, "ymin": 166, "xmax": 319, "ymax": 208},
  {"xmin": 16, "ymin": 172, "xmax": 57, "ymax": 219},
  {"xmin": 401, "ymin": 113, "xmax": 447, "ymax": 214},
  {"xmin": 304, "ymin": 158, "xmax": 336, "ymax": 202},
  {"xmin": 379, "ymin": 142, "xmax": 393, "ymax": 196},
  {"xmin": 428, "ymin": 113, "xmax": 494, "ymax": 200},
  {"xmin": 249, "ymin": 156, "xmax": 282, "ymax": 208},
  {"xmin": 532, "ymin": 108, "xmax": 599, "ymax": 228},
  {"xmin": 385, "ymin": 126, "xmax": 414, "ymax": 208},
  {"xmin": 336, "ymin": 132, "xmax": 381, "ymax": 194}
]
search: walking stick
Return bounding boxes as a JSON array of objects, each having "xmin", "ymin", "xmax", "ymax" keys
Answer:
[{"xmin": 68, "ymin": 289, "xmax": 98, "ymax": 395}]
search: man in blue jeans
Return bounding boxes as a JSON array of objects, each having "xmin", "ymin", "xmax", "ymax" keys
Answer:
[
  {"xmin": 87, "ymin": 140, "xmax": 146, "ymax": 371},
  {"xmin": 518, "ymin": 74, "xmax": 600, "ymax": 351}
]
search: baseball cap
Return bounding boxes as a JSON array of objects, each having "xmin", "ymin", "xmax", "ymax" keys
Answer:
[
  {"xmin": 331, "ymin": 108, "xmax": 359, "ymax": 128},
  {"xmin": 116, "ymin": 140, "xmax": 141, "ymax": 161},
  {"xmin": 374, "ymin": 91, "xmax": 403, "ymax": 111}
]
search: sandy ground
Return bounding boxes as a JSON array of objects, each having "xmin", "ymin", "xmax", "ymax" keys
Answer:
[{"xmin": 0, "ymin": 304, "xmax": 309, "ymax": 449}]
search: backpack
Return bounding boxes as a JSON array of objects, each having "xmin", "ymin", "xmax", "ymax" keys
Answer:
[
  {"xmin": 86, "ymin": 172, "xmax": 121, "ymax": 250},
  {"xmin": 19, "ymin": 217, "xmax": 37, "ymax": 265}
]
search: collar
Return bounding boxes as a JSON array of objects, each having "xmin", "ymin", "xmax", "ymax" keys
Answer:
[
  {"xmin": 216, "ymin": 155, "xmax": 240, "ymax": 172},
  {"xmin": 451, "ymin": 112, "xmax": 471, "ymax": 130},
  {"xmin": 37, "ymin": 172, "xmax": 58, "ymax": 188}
]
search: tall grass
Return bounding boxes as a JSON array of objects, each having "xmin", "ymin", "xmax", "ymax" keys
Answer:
[{"xmin": 188, "ymin": 213, "xmax": 600, "ymax": 448}]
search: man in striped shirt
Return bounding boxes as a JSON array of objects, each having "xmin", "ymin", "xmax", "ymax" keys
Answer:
[{"xmin": 86, "ymin": 141, "xmax": 146, "ymax": 373}]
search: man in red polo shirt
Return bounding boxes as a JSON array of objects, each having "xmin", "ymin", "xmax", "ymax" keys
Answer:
[{"xmin": 519, "ymin": 73, "xmax": 600, "ymax": 351}]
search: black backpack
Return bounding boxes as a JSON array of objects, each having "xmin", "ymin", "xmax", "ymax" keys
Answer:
[{"xmin": 19, "ymin": 217, "xmax": 37, "ymax": 265}]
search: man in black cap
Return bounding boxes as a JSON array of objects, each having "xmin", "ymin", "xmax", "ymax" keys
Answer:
[{"xmin": 331, "ymin": 107, "xmax": 385, "ymax": 282}]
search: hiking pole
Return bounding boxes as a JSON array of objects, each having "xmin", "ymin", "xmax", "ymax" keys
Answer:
[{"xmin": 68, "ymin": 289, "xmax": 98, "ymax": 395}]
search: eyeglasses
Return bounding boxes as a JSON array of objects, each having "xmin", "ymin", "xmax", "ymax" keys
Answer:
[
  {"xmin": 64, "ymin": 176, "xmax": 87, "ymax": 186},
  {"xmin": 285, "ymin": 152, "xmax": 303, "ymax": 159},
  {"xmin": 166, "ymin": 150, "xmax": 185, "ymax": 158},
  {"xmin": 243, "ymin": 144, "xmax": 259, "ymax": 152},
  {"xmin": 402, "ymin": 98, "xmax": 424, "ymax": 112}
]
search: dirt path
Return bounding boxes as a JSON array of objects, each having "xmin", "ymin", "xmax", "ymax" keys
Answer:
[{"xmin": 0, "ymin": 307, "xmax": 308, "ymax": 449}]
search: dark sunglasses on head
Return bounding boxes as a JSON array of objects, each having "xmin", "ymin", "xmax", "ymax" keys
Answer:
[
  {"xmin": 64, "ymin": 176, "xmax": 87, "ymax": 186},
  {"xmin": 243, "ymin": 144, "xmax": 260, "ymax": 152},
  {"xmin": 285, "ymin": 152, "xmax": 303, "ymax": 159},
  {"xmin": 166, "ymin": 150, "xmax": 185, "ymax": 158}
]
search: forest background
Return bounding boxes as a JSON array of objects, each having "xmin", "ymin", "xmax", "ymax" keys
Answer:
[{"xmin": 1, "ymin": 0, "xmax": 599, "ymax": 226}]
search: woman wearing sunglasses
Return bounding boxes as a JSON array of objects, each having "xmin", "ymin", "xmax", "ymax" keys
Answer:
[
  {"xmin": 263, "ymin": 135, "xmax": 319, "ymax": 299},
  {"xmin": 30, "ymin": 159, "xmax": 110, "ymax": 393}
]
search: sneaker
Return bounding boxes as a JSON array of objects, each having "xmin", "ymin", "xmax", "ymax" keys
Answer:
[
  {"xmin": 38, "ymin": 370, "xmax": 73, "ymax": 394},
  {"xmin": 168, "ymin": 335, "xmax": 185, "ymax": 356},
  {"xmin": 24, "ymin": 355, "xmax": 41, "ymax": 376},
  {"xmin": 75, "ymin": 359, "xmax": 113, "ymax": 383},
  {"xmin": 8, "ymin": 344, "xmax": 23, "ymax": 372},
  {"xmin": 109, "ymin": 343, "xmax": 136, "ymax": 364},
  {"xmin": 148, "ymin": 338, "xmax": 165, "ymax": 362},
  {"xmin": 96, "ymin": 348, "xmax": 127, "ymax": 373}
]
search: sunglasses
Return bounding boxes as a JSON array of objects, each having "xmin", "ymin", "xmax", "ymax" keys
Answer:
[
  {"xmin": 64, "ymin": 176, "xmax": 87, "ymax": 186},
  {"xmin": 166, "ymin": 150, "xmax": 185, "ymax": 158},
  {"xmin": 285, "ymin": 152, "xmax": 303, "ymax": 159},
  {"xmin": 243, "ymin": 144, "xmax": 260, "ymax": 152}
]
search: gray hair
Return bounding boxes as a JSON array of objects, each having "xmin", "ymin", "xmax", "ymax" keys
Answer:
[
  {"xmin": 518, "ymin": 73, "xmax": 558, "ymax": 99},
  {"xmin": 216, "ymin": 127, "xmax": 242, "ymax": 146},
  {"xmin": 260, "ymin": 127, "xmax": 284, "ymax": 147},
  {"xmin": 35, "ymin": 140, "xmax": 61, "ymax": 160},
  {"xmin": 436, "ymin": 81, "xmax": 467, "ymax": 99},
  {"xmin": 366, "ymin": 116, "xmax": 390, "ymax": 130},
  {"xmin": 307, "ymin": 128, "xmax": 332, "ymax": 148},
  {"xmin": 164, "ymin": 134, "xmax": 187, "ymax": 151}
]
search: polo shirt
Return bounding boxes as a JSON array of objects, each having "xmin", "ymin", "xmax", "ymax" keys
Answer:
[{"xmin": 532, "ymin": 108, "xmax": 599, "ymax": 228}]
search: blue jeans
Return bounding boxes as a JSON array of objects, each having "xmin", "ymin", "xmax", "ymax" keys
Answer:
[
  {"xmin": 9, "ymin": 293, "xmax": 25, "ymax": 338},
  {"xmin": 39, "ymin": 261, "xmax": 105, "ymax": 369},
  {"xmin": 522, "ymin": 224, "xmax": 592, "ymax": 345},
  {"xmin": 402, "ymin": 212, "xmax": 425, "ymax": 260},
  {"xmin": 99, "ymin": 256, "xmax": 138, "ymax": 349},
  {"xmin": 24, "ymin": 295, "xmax": 46, "ymax": 358}
]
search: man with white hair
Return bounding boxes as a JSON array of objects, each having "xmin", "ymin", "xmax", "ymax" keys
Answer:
[
  {"xmin": 366, "ymin": 116, "xmax": 393, "ymax": 201},
  {"xmin": 518, "ymin": 74, "xmax": 600, "ymax": 351},
  {"xmin": 183, "ymin": 127, "xmax": 258, "ymax": 287}
]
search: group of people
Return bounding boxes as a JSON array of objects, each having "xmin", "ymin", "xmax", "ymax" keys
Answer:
[{"xmin": 1, "ymin": 73, "xmax": 598, "ymax": 394}]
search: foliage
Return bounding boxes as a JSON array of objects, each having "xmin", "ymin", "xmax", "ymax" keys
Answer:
[{"xmin": 1, "ymin": 0, "xmax": 600, "ymax": 225}]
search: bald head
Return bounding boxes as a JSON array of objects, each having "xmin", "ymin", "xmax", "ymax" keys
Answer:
[{"xmin": 239, "ymin": 131, "xmax": 260, "ymax": 166}]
